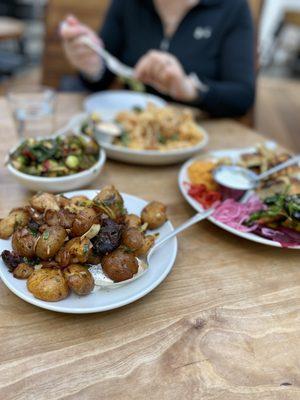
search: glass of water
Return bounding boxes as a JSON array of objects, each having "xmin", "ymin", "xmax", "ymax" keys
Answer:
[{"xmin": 7, "ymin": 86, "xmax": 56, "ymax": 139}]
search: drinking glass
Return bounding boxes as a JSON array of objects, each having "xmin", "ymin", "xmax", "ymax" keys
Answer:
[{"xmin": 7, "ymin": 86, "xmax": 56, "ymax": 139}]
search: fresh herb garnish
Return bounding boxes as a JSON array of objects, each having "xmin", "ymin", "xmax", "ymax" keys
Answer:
[
  {"xmin": 158, "ymin": 133, "xmax": 167, "ymax": 144},
  {"xmin": 120, "ymin": 132, "xmax": 130, "ymax": 146},
  {"xmin": 43, "ymin": 231, "xmax": 50, "ymax": 240},
  {"xmin": 83, "ymin": 244, "xmax": 90, "ymax": 254}
]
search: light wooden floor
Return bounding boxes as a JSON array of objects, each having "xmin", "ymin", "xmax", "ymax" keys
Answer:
[{"xmin": 1, "ymin": 69, "xmax": 299, "ymax": 151}]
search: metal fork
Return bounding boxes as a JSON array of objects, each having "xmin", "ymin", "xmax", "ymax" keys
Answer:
[{"xmin": 80, "ymin": 36, "xmax": 134, "ymax": 79}]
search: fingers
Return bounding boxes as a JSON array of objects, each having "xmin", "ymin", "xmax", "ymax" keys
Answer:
[
  {"xmin": 135, "ymin": 50, "xmax": 184, "ymax": 96},
  {"xmin": 60, "ymin": 14, "xmax": 103, "ymax": 77},
  {"xmin": 65, "ymin": 15, "xmax": 79, "ymax": 26},
  {"xmin": 60, "ymin": 15, "xmax": 96, "ymax": 42}
]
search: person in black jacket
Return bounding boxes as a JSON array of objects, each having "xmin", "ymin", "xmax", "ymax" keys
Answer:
[{"xmin": 60, "ymin": 0, "xmax": 255, "ymax": 117}]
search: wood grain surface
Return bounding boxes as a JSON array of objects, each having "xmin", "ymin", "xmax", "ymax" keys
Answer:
[{"xmin": 0, "ymin": 95, "xmax": 300, "ymax": 400}]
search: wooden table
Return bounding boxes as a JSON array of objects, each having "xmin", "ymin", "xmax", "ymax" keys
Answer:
[{"xmin": 0, "ymin": 94, "xmax": 300, "ymax": 400}]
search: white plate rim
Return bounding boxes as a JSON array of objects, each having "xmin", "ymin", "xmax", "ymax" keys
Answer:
[
  {"xmin": 178, "ymin": 145, "xmax": 300, "ymax": 250},
  {"xmin": 83, "ymin": 90, "xmax": 167, "ymax": 112},
  {"xmin": 0, "ymin": 190, "xmax": 178, "ymax": 313}
]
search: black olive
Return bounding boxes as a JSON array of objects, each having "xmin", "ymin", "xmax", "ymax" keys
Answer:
[
  {"xmin": 27, "ymin": 219, "xmax": 40, "ymax": 235},
  {"xmin": 1, "ymin": 250, "xmax": 24, "ymax": 272},
  {"xmin": 92, "ymin": 218, "xmax": 123, "ymax": 255}
]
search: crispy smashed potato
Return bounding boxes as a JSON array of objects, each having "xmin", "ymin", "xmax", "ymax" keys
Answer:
[
  {"xmin": 44, "ymin": 209, "xmax": 75, "ymax": 229},
  {"xmin": 94, "ymin": 185, "xmax": 124, "ymax": 219},
  {"xmin": 13, "ymin": 263, "xmax": 34, "ymax": 279},
  {"xmin": 141, "ymin": 201, "xmax": 167, "ymax": 229},
  {"xmin": 71, "ymin": 208, "xmax": 97, "ymax": 237},
  {"xmin": 56, "ymin": 237, "xmax": 92, "ymax": 267},
  {"xmin": 122, "ymin": 228, "xmax": 144, "ymax": 251},
  {"xmin": 30, "ymin": 193, "xmax": 59, "ymax": 212},
  {"xmin": 27, "ymin": 268, "xmax": 69, "ymax": 302},
  {"xmin": 35, "ymin": 226, "xmax": 67, "ymax": 260},
  {"xmin": 12, "ymin": 229, "xmax": 37, "ymax": 258},
  {"xmin": 124, "ymin": 214, "xmax": 141, "ymax": 229},
  {"xmin": 134, "ymin": 235, "xmax": 155, "ymax": 257},
  {"xmin": 56, "ymin": 195, "xmax": 71, "ymax": 208},
  {"xmin": 70, "ymin": 195, "xmax": 89, "ymax": 205},
  {"xmin": 102, "ymin": 249, "xmax": 138, "ymax": 282},
  {"xmin": 0, "ymin": 208, "xmax": 30, "ymax": 239},
  {"xmin": 63, "ymin": 264, "xmax": 94, "ymax": 295}
]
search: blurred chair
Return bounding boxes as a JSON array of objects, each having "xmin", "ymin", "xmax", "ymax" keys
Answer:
[
  {"xmin": 267, "ymin": 10, "xmax": 300, "ymax": 76},
  {"xmin": 0, "ymin": 16, "xmax": 26, "ymax": 79}
]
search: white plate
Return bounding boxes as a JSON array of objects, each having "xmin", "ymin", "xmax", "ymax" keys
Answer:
[
  {"xmin": 178, "ymin": 144, "xmax": 300, "ymax": 249},
  {"xmin": 84, "ymin": 90, "xmax": 167, "ymax": 117},
  {"xmin": 71, "ymin": 113, "xmax": 209, "ymax": 166},
  {"xmin": 0, "ymin": 190, "xmax": 177, "ymax": 313}
]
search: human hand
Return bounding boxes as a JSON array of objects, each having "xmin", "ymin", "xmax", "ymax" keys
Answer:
[
  {"xmin": 135, "ymin": 50, "xmax": 197, "ymax": 102},
  {"xmin": 60, "ymin": 15, "xmax": 103, "ymax": 79}
]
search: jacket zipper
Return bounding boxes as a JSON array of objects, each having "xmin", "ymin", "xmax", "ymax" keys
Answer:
[{"xmin": 160, "ymin": 37, "xmax": 170, "ymax": 51}]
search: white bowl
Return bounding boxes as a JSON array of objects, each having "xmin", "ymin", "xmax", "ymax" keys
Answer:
[
  {"xmin": 7, "ymin": 147, "xmax": 106, "ymax": 193},
  {"xmin": 84, "ymin": 90, "xmax": 167, "ymax": 116}
]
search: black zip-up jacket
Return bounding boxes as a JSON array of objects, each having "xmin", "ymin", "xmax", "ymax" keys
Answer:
[{"xmin": 81, "ymin": 0, "xmax": 255, "ymax": 117}]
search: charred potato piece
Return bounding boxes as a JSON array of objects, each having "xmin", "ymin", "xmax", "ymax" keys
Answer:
[
  {"xmin": 35, "ymin": 226, "xmax": 67, "ymax": 260},
  {"xmin": 141, "ymin": 201, "xmax": 167, "ymax": 229},
  {"xmin": 134, "ymin": 235, "xmax": 155, "ymax": 257},
  {"xmin": 27, "ymin": 268, "xmax": 69, "ymax": 302},
  {"xmin": 12, "ymin": 229, "xmax": 37, "ymax": 258},
  {"xmin": 63, "ymin": 264, "xmax": 94, "ymax": 295},
  {"xmin": 124, "ymin": 214, "xmax": 141, "ymax": 229},
  {"xmin": 0, "ymin": 208, "xmax": 30, "ymax": 239},
  {"xmin": 30, "ymin": 193, "xmax": 59, "ymax": 212},
  {"xmin": 71, "ymin": 208, "xmax": 97, "ymax": 237},
  {"xmin": 102, "ymin": 249, "xmax": 138, "ymax": 282},
  {"xmin": 94, "ymin": 185, "xmax": 125, "ymax": 219},
  {"xmin": 13, "ymin": 263, "xmax": 34, "ymax": 279},
  {"xmin": 122, "ymin": 228, "xmax": 144, "ymax": 251}
]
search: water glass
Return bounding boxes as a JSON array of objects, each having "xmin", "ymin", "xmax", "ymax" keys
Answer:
[{"xmin": 7, "ymin": 86, "xmax": 56, "ymax": 139}]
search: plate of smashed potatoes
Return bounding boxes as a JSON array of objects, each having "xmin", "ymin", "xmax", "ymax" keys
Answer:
[{"xmin": 0, "ymin": 186, "xmax": 177, "ymax": 313}]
